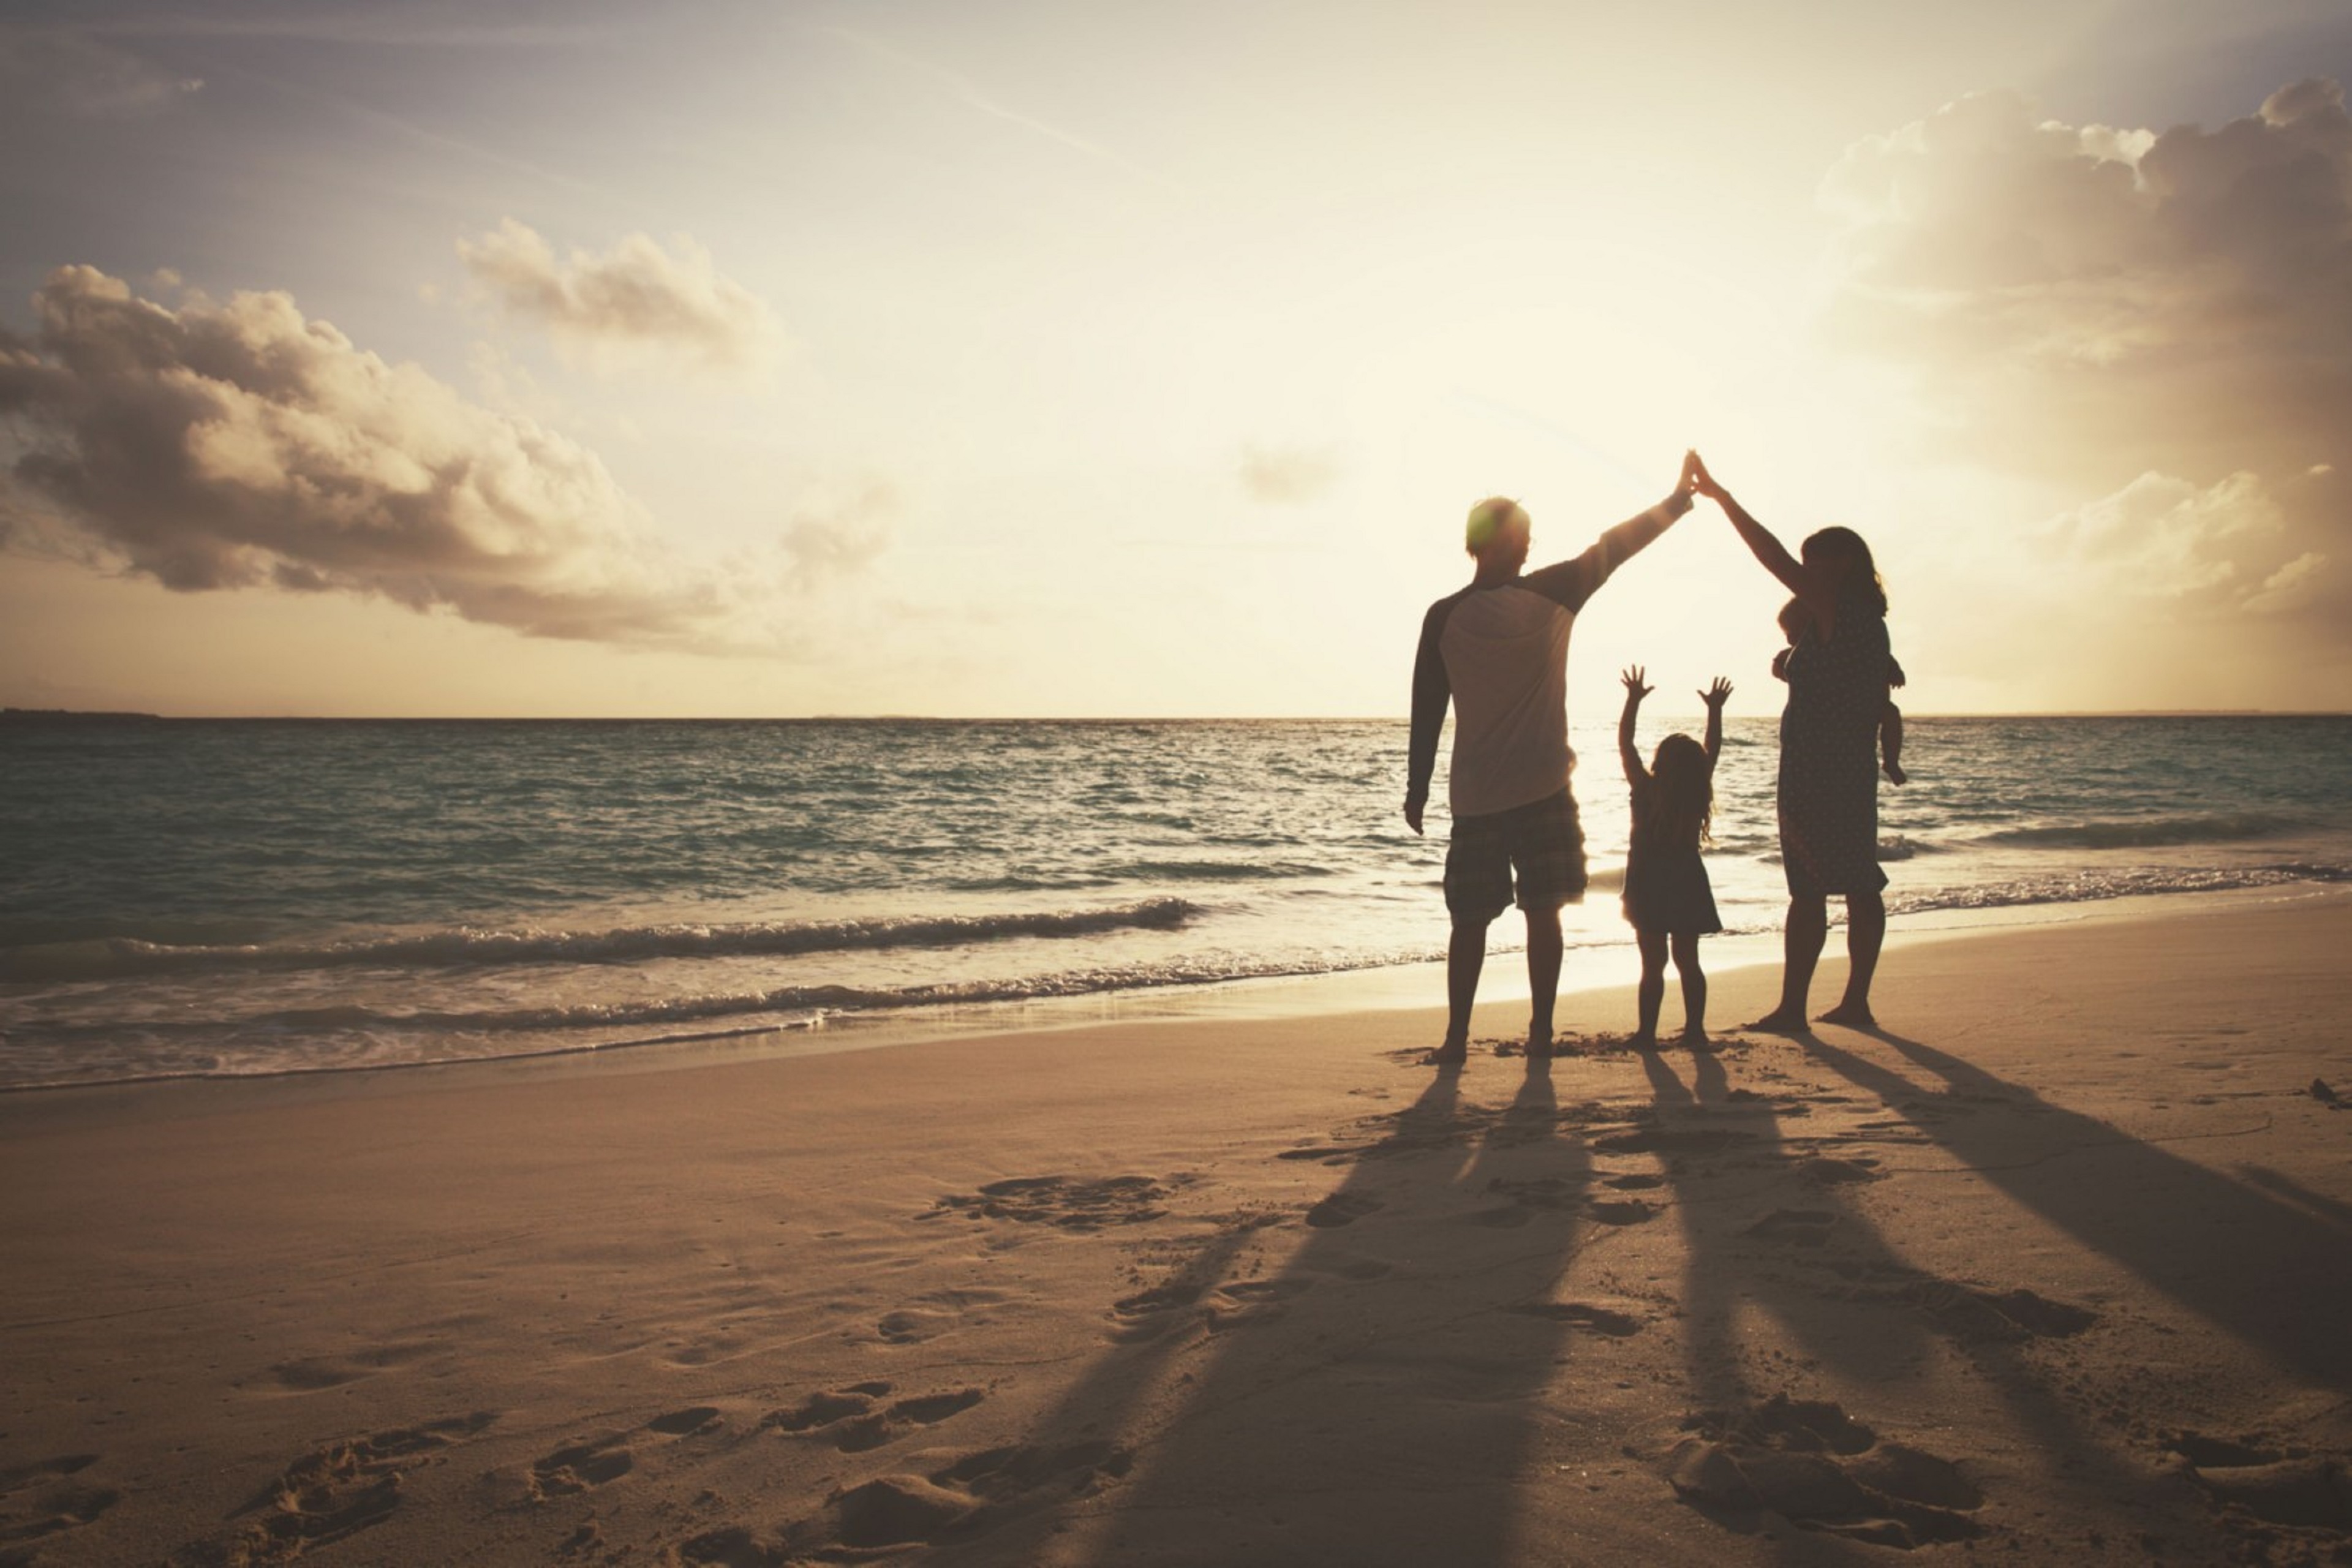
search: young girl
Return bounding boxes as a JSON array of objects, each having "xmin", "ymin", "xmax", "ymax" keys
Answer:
[{"xmin": 1618, "ymin": 666, "xmax": 1732, "ymax": 1048}]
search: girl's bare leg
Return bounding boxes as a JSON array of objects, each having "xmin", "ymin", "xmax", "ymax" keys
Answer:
[
  {"xmin": 1632, "ymin": 928, "xmax": 1668, "ymax": 1049},
  {"xmin": 1671, "ymin": 931, "xmax": 1707, "ymax": 1043}
]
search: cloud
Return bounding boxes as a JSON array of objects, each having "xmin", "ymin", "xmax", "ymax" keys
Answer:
[
  {"xmin": 0, "ymin": 266, "xmax": 778, "ymax": 649},
  {"xmin": 1237, "ymin": 443, "xmax": 1340, "ymax": 506},
  {"xmin": 1822, "ymin": 78, "xmax": 2352, "ymax": 480},
  {"xmin": 1823, "ymin": 78, "xmax": 2352, "ymax": 663},
  {"xmin": 458, "ymin": 220, "xmax": 780, "ymax": 374},
  {"xmin": 782, "ymin": 483, "xmax": 894, "ymax": 590},
  {"xmin": 0, "ymin": 27, "xmax": 203, "ymax": 118},
  {"xmin": 2043, "ymin": 470, "xmax": 2280, "ymax": 600}
]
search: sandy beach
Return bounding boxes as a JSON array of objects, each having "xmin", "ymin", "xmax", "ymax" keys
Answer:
[{"xmin": 5, "ymin": 891, "xmax": 2351, "ymax": 1567}]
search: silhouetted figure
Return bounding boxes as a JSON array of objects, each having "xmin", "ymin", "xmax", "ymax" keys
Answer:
[
  {"xmin": 1691, "ymin": 452, "xmax": 1896, "ymax": 1030},
  {"xmin": 1404, "ymin": 458, "xmax": 1697, "ymax": 1063},
  {"xmin": 1777, "ymin": 595, "xmax": 1908, "ymax": 785},
  {"xmin": 1617, "ymin": 666, "xmax": 1732, "ymax": 1048}
]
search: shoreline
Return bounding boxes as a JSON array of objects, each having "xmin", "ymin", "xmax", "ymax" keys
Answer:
[{"xmin": 7, "ymin": 878, "xmax": 2338, "ymax": 1104}]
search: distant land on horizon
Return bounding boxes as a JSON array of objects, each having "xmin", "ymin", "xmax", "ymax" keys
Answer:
[{"xmin": 6, "ymin": 707, "xmax": 2350, "ymax": 725}]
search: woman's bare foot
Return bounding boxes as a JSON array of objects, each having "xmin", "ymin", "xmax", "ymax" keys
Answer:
[
  {"xmin": 1525, "ymin": 1030, "xmax": 1554, "ymax": 1062},
  {"xmin": 1816, "ymin": 1001, "xmax": 1877, "ymax": 1028},
  {"xmin": 1680, "ymin": 1028, "xmax": 1711, "ymax": 1050},
  {"xmin": 1627, "ymin": 1030, "xmax": 1659, "ymax": 1053},
  {"xmin": 1427, "ymin": 1039, "xmax": 1468, "ymax": 1067},
  {"xmin": 1741, "ymin": 1009, "xmax": 1811, "ymax": 1035}
]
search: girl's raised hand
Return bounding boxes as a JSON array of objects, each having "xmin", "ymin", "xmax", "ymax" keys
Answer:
[
  {"xmin": 1700, "ymin": 677, "xmax": 1733, "ymax": 709},
  {"xmin": 1621, "ymin": 665, "xmax": 1652, "ymax": 701}
]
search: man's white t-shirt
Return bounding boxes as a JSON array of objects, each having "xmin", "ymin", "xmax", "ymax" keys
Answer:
[{"xmin": 1408, "ymin": 492, "xmax": 1693, "ymax": 820}]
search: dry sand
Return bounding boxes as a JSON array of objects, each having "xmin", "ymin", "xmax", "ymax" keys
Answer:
[{"xmin": 4, "ymin": 891, "xmax": 2351, "ymax": 1567}]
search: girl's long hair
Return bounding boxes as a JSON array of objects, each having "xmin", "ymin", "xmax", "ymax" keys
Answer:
[{"xmin": 1637, "ymin": 732, "xmax": 1714, "ymax": 850}]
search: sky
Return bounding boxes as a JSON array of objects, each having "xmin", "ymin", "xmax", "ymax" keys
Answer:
[{"xmin": 1, "ymin": 0, "xmax": 2348, "ymax": 717}]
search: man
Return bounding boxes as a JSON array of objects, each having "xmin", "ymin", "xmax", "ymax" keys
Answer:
[{"xmin": 1404, "ymin": 456, "xmax": 1698, "ymax": 1064}]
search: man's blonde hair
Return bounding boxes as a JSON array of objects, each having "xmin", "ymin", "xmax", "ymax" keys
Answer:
[{"xmin": 1464, "ymin": 497, "xmax": 1528, "ymax": 556}]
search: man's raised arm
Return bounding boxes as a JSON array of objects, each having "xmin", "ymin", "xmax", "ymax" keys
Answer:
[{"xmin": 1521, "ymin": 482, "xmax": 1694, "ymax": 614}]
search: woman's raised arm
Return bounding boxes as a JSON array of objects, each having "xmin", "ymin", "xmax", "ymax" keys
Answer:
[{"xmin": 1687, "ymin": 452, "xmax": 1837, "ymax": 627}]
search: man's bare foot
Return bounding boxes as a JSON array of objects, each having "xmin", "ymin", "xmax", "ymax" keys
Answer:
[
  {"xmin": 1427, "ymin": 1040, "xmax": 1468, "ymax": 1067},
  {"xmin": 1627, "ymin": 1031, "xmax": 1659, "ymax": 1053},
  {"xmin": 1680, "ymin": 1028, "xmax": 1711, "ymax": 1050},
  {"xmin": 1742, "ymin": 1009, "xmax": 1811, "ymax": 1035},
  {"xmin": 1817, "ymin": 1001, "xmax": 1877, "ymax": 1028},
  {"xmin": 1525, "ymin": 1033, "xmax": 1553, "ymax": 1062}
]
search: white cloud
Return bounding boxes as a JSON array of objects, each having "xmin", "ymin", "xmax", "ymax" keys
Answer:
[
  {"xmin": 2244, "ymin": 550, "xmax": 2329, "ymax": 615},
  {"xmin": 2043, "ymin": 470, "xmax": 2278, "ymax": 598},
  {"xmin": 1238, "ymin": 443, "xmax": 1340, "ymax": 506},
  {"xmin": 1821, "ymin": 78, "xmax": 2352, "ymax": 480},
  {"xmin": 457, "ymin": 220, "xmax": 780, "ymax": 375},
  {"xmin": 0, "ymin": 266, "xmax": 787, "ymax": 649},
  {"xmin": 781, "ymin": 483, "xmax": 894, "ymax": 590},
  {"xmin": 0, "ymin": 28, "xmax": 203, "ymax": 119},
  {"xmin": 1823, "ymin": 77, "xmax": 2352, "ymax": 668}
]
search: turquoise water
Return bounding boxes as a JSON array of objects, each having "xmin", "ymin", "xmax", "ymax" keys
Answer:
[{"xmin": 2, "ymin": 715, "xmax": 2348, "ymax": 1087}]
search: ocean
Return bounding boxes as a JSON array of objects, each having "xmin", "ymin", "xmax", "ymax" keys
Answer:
[{"xmin": 3, "ymin": 715, "xmax": 2348, "ymax": 1090}]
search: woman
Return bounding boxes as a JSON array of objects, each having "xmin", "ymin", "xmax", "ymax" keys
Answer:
[{"xmin": 1687, "ymin": 452, "xmax": 1893, "ymax": 1030}]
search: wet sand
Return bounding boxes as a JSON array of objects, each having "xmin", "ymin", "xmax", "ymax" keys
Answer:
[{"xmin": 4, "ymin": 890, "xmax": 2350, "ymax": 1566}]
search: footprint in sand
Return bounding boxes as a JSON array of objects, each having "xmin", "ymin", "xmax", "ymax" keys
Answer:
[
  {"xmin": 1796, "ymin": 1156, "xmax": 1883, "ymax": 1186},
  {"xmin": 1305, "ymin": 1192, "xmax": 1384, "ymax": 1229},
  {"xmin": 530, "ymin": 1436, "xmax": 635, "ymax": 1499},
  {"xmin": 264, "ymin": 1338, "xmax": 449, "ymax": 1391},
  {"xmin": 1668, "ymin": 1395, "xmax": 1983, "ymax": 1550},
  {"xmin": 1109, "ymin": 1270, "xmax": 1212, "ymax": 1343},
  {"xmin": 764, "ymin": 1382, "xmax": 895, "ymax": 1433},
  {"xmin": 647, "ymin": 1405, "xmax": 725, "ymax": 1438},
  {"xmin": 176, "ymin": 1413, "xmax": 499, "ymax": 1562},
  {"xmin": 2166, "ymin": 1432, "xmax": 2352, "ymax": 1536},
  {"xmin": 924, "ymin": 1175, "xmax": 1173, "ymax": 1231},
  {"xmin": 1901, "ymin": 1281, "xmax": 2098, "ymax": 1343},
  {"xmin": 1202, "ymin": 1278, "xmax": 1312, "ymax": 1330},
  {"xmin": 763, "ymin": 1384, "xmax": 986, "ymax": 1453},
  {"xmin": 872, "ymin": 1286, "xmax": 1014, "ymax": 1346},
  {"xmin": 1507, "ymin": 1302, "xmax": 1645, "ymax": 1337},
  {"xmin": 685, "ymin": 1438, "xmax": 1134, "ymax": 1560},
  {"xmin": 1742, "ymin": 1208, "xmax": 1839, "ymax": 1247},
  {"xmin": 1594, "ymin": 1126, "xmax": 1758, "ymax": 1159},
  {"xmin": 0, "ymin": 1453, "xmax": 119, "ymax": 1555}
]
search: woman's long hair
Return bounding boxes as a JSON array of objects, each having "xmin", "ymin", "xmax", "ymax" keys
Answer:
[
  {"xmin": 1637, "ymin": 732, "xmax": 1714, "ymax": 850},
  {"xmin": 1801, "ymin": 526, "xmax": 1888, "ymax": 616}
]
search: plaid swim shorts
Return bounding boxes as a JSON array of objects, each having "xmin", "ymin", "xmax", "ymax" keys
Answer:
[{"xmin": 1444, "ymin": 788, "xmax": 1587, "ymax": 922}]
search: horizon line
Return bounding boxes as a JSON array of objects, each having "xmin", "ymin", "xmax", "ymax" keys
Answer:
[{"xmin": 9, "ymin": 707, "xmax": 2351, "ymax": 724}]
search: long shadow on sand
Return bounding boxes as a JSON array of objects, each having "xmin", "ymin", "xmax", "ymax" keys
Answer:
[
  {"xmin": 1803, "ymin": 1027, "xmax": 2352, "ymax": 1395},
  {"xmin": 1634, "ymin": 1039, "xmax": 2188, "ymax": 1559},
  {"xmin": 1022, "ymin": 1055, "xmax": 1602, "ymax": 1568}
]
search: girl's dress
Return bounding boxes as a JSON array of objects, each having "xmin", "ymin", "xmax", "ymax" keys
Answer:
[
  {"xmin": 1777, "ymin": 588, "xmax": 1891, "ymax": 897},
  {"xmin": 1623, "ymin": 785, "xmax": 1722, "ymax": 936}
]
